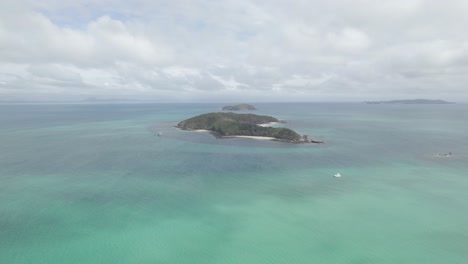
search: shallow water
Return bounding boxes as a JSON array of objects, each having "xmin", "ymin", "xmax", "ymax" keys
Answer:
[{"xmin": 1, "ymin": 103, "xmax": 467, "ymax": 263}]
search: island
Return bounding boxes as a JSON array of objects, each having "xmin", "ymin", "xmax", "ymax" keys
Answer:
[
  {"xmin": 364, "ymin": 99, "xmax": 454, "ymax": 104},
  {"xmin": 176, "ymin": 112, "xmax": 322, "ymax": 143},
  {"xmin": 222, "ymin": 104, "xmax": 256, "ymax": 111}
]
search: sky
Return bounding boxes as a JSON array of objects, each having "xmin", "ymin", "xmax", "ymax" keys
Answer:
[{"xmin": 1, "ymin": 0, "xmax": 467, "ymax": 102}]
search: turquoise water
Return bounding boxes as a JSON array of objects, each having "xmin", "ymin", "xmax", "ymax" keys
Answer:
[{"xmin": 1, "ymin": 103, "xmax": 467, "ymax": 263}]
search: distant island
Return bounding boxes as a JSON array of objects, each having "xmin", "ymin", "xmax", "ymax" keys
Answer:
[
  {"xmin": 222, "ymin": 104, "xmax": 256, "ymax": 111},
  {"xmin": 177, "ymin": 112, "xmax": 322, "ymax": 143},
  {"xmin": 365, "ymin": 99, "xmax": 454, "ymax": 104}
]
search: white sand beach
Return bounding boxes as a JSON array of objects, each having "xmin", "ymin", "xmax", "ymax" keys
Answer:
[
  {"xmin": 187, "ymin": 129, "xmax": 276, "ymax": 141},
  {"xmin": 258, "ymin": 122, "xmax": 279, "ymax": 127},
  {"xmin": 224, "ymin": 135, "xmax": 276, "ymax": 140}
]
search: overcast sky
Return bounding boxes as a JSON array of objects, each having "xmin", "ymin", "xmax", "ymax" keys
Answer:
[{"xmin": 1, "ymin": 0, "xmax": 467, "ymax": 102}]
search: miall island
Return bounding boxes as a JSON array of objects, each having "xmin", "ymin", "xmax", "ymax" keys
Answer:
[{"xmin": 177, "ymin": 112, "xmax": 323, "ymax": 144}]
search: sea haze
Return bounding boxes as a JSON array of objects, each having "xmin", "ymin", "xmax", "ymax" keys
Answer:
[{"xmin": 0, "ymin": 103, "xmax": 467, "ymax": 263}]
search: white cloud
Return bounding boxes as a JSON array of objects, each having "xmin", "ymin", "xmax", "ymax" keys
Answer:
[
  {"xmin": 162, "ymin": 67, "xmax": 201, "ymax": 79},
  {"xmin": 327, "ymin": 28, "xmax": 371, "ymax": 53},
  {"xmin": 0, "ymin": 11, "xmax": 171, "ymax": 67},
  {"xmin": 1, "ymin": 0, "xmax": 468, "ymax": 101},
  {"xmin": 209, "ymin": 74, "xmax": 249, "ymax": 91},
  {"xmin": 28, "ymin": 64, "xmax": 82, "ymax": 83},
  {"xmin": 274, "ymin": 74, "xmax": 334, "ymax": 91}
]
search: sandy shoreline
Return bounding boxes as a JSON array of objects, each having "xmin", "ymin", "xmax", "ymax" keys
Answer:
[
  {"xmin": 184, "ymin": 128, "xmax": 276, "ymax": 141},
  {"xmin": 177, "ymin": 127, "xmax": 320, "ymax": 143},
  {"xmin": 258, "ymin": 122, "xmax": 279, "ymax": 127},
  {"xmin": 223, "ymin": 135, "xmax": 276, "ymax": 140}
]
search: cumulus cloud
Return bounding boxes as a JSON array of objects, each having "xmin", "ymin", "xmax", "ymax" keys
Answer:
[
  {"xmin": 1, "ymin": 0, "xmax": 468, "ymax": 101},
  {"xmin": 0, "ymin": 11, "xmax": 170, "ymax": 67}
]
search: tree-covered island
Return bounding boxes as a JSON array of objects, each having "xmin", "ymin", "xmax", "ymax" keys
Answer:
[
  {"xmin": 222, "ymin": 104, "xmax": 256, "ymax": 110},
  {"xmin": 177, "ymin": 112, "xmax": 323, "ymax": 143}
]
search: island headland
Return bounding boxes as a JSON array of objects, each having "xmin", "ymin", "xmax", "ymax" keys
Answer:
[
  {"xmin": 222, "ymin": 104, "xmax": 256, "ymax": 111},
  {"xmin": 364, "ymin": 99, "xmax": 454, "ymax": 104},
  {"xmin": 176, "ymin": 112, "xmax": 323, "ymax": 143}
]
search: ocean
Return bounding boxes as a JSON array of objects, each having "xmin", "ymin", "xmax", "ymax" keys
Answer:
[{"xmin": 0, "ymin": 102, "xmax": 467, "ymax": 263}]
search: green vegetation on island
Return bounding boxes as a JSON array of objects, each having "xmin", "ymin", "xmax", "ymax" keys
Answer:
[
  {"xmin": 365, "ymin": 99, "xmax": 454, "ymax": 104},
  {"xmin": 177, "ymin": 112, "xmax": 319, "ymax": 143},
  {"xmin": 222, "ymin": 104, "xmax": 256, "ymax": 111}
]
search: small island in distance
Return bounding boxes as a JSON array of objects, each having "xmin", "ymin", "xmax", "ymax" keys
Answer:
[
  {"xmin": 364, "ymin": 99, "xmax": 454, "ymax": 104},
  {"xmin": 222, "ymin": 104, "xmax": 257, "ymax": 111},
  {"xmin": 177, "ymin": 112, "xmax": 322, "ymax": 143}
]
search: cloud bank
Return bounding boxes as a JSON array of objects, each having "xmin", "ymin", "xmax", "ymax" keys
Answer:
[{"xmin": 1, "ymin": 0, "xmax": 468, "ymax": 102}]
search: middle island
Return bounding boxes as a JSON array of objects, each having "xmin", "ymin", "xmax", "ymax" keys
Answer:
[{"xmin": 176, "ymin": 112, "xmax": 323, "ymax": 143}]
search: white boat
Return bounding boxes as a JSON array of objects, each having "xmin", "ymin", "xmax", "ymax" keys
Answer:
[{"xmin": 334, "ymin": 173, "xmax": 342, "ymax": 178}]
